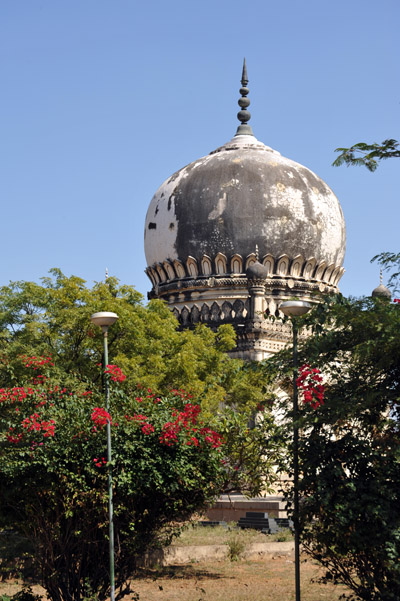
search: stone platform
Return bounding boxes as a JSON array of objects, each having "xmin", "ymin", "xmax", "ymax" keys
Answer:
[{"xmin": 206, "ymin": 494, "xmax": 287, "ymax": 522}]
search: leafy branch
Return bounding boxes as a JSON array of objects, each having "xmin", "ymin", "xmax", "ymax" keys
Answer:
[{"xmin": 333, "ymin": 139, "xmax": 399, "ymax": 171}]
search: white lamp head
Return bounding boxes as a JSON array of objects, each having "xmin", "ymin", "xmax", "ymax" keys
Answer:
[
  {"xmin": 90, "ymin": 311, "xmax": 119, "ymax": 331},
  {"xmin": 280, "ymin": 300, "xmax": 312, "ymax": 318}
]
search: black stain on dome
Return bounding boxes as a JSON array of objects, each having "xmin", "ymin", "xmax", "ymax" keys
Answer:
[{"xmin": 167, "ymin": 150, "xmax": 345, "ymax": 265}]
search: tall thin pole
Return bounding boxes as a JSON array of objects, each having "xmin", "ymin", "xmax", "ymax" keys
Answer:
[
  {"xmin": 103, "ymin": 328, "xmax": 115, "ymax": 601},
  {"xmin": 292, "ymin": 319, "xmax": 301, "ymax": 601}
]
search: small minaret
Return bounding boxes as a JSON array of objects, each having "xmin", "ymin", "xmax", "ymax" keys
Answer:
[{"xmin": 371, "ymin": 269, "xmax": 391, "ymax": 299}]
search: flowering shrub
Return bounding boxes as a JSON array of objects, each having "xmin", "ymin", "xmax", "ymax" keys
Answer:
[
  {"xmin": 0, "ymin": 357, "xmax": 226, "ymax": 601},
  {"xmin": 104, "ymin": 364, "xmax": 126, "ymax": 383},
  {"xmin": 296, "ymin": 364, "xmax": 325, "ymax": 409}
]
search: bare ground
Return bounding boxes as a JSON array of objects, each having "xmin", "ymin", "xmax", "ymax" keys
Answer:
[{"xmin": 1, "ymin": 553, "xmax": 349, "ymax": 601}]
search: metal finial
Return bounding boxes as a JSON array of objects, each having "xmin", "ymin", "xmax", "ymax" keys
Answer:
[
  {"xmin": 241, "ymin": 58, "xmax": 248, "ymax": 87},
  {"xmin": 255, "ymin": 244, "xmax": 259, "ymax": 262},
  {"xmin": 105, "ymin": 267, "xmax": 109, "ymax": 282},
  {"xmin": 380, "ymin": 269, "xmax": 383, "ymax": 285},
  {"xmin": 235, "ymin": 58, "xmax": 254, "ymax": 137}
]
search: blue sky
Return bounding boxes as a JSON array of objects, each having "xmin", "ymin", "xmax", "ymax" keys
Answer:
[{"xmin": 1, "ymin": 0, "xmax": 398, "ymax": 300}]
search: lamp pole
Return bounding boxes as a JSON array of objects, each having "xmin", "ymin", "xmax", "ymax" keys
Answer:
[
  {"xmin": 279, "ymin": 300, "xmax": 311, "ymax": 601},
  {"xmin": 90, "ymin": 311, "xmax": 119, "ymax": 601}
]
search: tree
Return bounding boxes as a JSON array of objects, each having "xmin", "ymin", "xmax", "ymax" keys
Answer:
[
  {"xmin": 272, "ymin": 294, "xmax": 400, "ymax": 601},
  {"xmin": 333, "ymin": 139, "xmax": 399, "ymax": 171},
  {"xmin": 0, "ymin": 268, "xmax": 273, "ymax": 416}
]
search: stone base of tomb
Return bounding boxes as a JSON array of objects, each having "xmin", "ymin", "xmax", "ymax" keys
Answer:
[{"xmin": 205, "ymin": 493, "xmax": 287, "ymax": 522}]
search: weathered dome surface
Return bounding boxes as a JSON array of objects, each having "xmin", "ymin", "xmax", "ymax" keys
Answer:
[{"xmin": 144, "ymin": 134, "xmax": 346, "ymax": 269}]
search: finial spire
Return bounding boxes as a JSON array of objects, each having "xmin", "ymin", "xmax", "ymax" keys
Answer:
[
  {"xmin": 255, "ymin": 244, "xmax": 260, "ymax": 262},
  {"xmin": 235, "ymin": 58, "xmax": 254, "ymax": 137},
  {"xmin": 105, "ymin": 267, "xmax": 109, "ymax": 282},
  {"xmin": 380, "ymin": 269, "xmax": 383, "ymax": 285}
]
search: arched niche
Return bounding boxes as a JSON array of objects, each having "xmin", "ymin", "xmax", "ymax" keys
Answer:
[
  {"xmin": 230, "ymin": 254, "xmax": 243, "ymax": 274},
  {"xmin": 155, "ymin": 263, "xmax": 168, "ymax": 282},
  {"xmin": 173, "ymin": 259, "xmax": 186, "ymax": 279},
  {"xmin": 232, "ymin": 299, "xmax": 244, "ymax": 320},
  {"xmin": 290, "ymin": 255, "xmax": 305, "ymax": 278},
  {"xmin": 210, "ymin": 301, "xmax": 221, "ymax": 321},
  {"xmin": 186, "ymin": 256, "xmax": 198, "ymax": 278},
  {"xmin": 191, "ymin": 305, "xmax": 200, "ymax": 324},
  {"xmin": 148, "ymin": 267, "xmax": 160, "ymax": 284},
  {"xmin": 262, "ymin": 254, "xmax": 275, "ymax": 276},
  {"xmin": 215, "ymin": 252, "xmax": 227, "ymax": 275},
  {"xmin": 181, "ymin": 306, "xmax": 190, "ymax": 327},
  {"xmin": 303, "ymin": 258, "xmax": 317, "ymax": 280},
  {"xmin": 201, "ymin": 255, "xmax": 213, "ymax": 276},
  {"xmin": 315, "ymin": 261, "xmax": 327, "ymax": 281},
  {"xmin": 200, "ymin": 303, "xmax": 210, "ymax": 322},
  {"xmin": 221, "ymin": 301, "xmax": 233, "ymax": 320},
  {"xmin": 323, "ymin": 263, "xmax": 335, "ymax": 283},
  {"xmin": 277, "ymin": 255, "xmax": 290, "ymax": 276},
  {"xmin": 163, "ymin": 261, "xmax": 175, "ymax": 281},
  {"xmin": 245, "ymin": 253, "xmax": 257, "ymax": 270}
]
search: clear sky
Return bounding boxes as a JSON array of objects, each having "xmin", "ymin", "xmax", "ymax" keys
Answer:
[{"xmin": 1, "ymin": 0, "xmax": 398, "ymax": 300}]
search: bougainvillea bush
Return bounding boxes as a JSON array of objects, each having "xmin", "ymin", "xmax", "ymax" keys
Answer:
[{"xmin": 0, "ymin": 357, "xmax": 227, "ymax": 601}]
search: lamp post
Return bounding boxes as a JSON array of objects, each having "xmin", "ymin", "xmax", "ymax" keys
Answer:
[
  {"xmin": 90, "ymin": 311, "xmax": 119, "ymax": 601},
  {"xmin": 279, "ymin": 300, "xmax": 312, "ymax": 601}
]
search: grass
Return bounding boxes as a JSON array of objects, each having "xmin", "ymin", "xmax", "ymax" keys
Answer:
[
  {"xmin": 0, "ymin": 557, "xmax": 350, "ymax": 601},
  {"xmin": 171, "ymin": 523, "xmax": 293, "ymax": 547}
]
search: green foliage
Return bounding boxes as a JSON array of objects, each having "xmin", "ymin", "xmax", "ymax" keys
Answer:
[
  {"xmin": 0, "ymin": 269, "xmax": 272, "ymax": 415},
  {"xmin": 0, "ymin": 271, "xmax": 284, "ymax": 600},
  {"xmin": 272, "ymin": 294, "xmax": 400, "ymax": 601},
  {"xmin": 0, "ymin": 365, "xmax": 227, "ymax": 601},
  {"xmin": 216, "ymin": 407, "xmax": 283, "ymax": 496},
  {"xmin": 226, "ymin": 529, "xmax": 245, "ymax": 561},
  {"xmin": 333, "ymin": 138, "xmax": 399, "ymax": 171}
]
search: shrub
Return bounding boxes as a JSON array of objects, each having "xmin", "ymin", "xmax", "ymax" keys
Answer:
[{"xmin": 0, "ymin": 359, "xmax": 226, "ymax": 601}]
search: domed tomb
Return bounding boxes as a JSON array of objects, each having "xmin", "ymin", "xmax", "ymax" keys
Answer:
[{"xmin": 144, "ymin": 61, "xmax": 346, "ymax": 359}]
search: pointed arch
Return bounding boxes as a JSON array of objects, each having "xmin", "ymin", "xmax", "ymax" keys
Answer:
[
  {"xmin": 303, "ymin": 258, "xmax": 317, "ymax": 280},
  {"xmin": 262, "ymin": 254, "xmax": 275, "ymax": 276},
  {"xmin": 155, "ymin": 263, "xmax": 168, "ymax": 282},
  {"xmin": 290, "ymin": 255, "xmax": 305, "ymax": 278},
  {"xmin": 245, "ymin": 253, "xmax": 257, "ymax": 270},
  {"xmin": 315, "ymin": 261, "xmax": 327, "ymax": 281},
  {"xmin": 215, "ymin": 252, "xmax": 227, "ymax": 275},
  {"xmin": 201, "ymin": 255, "xmax": 213, "ymax": 276},
  {"xmin": 230, "ymin": 254, "xmax": 243, "ymax": 274},
  {"xmin": 163, "ymin": 261, "xmax": 175, "ymax": 281},
  {"xmin": 323, "ymin": 263, "xmax": 335, "ymax": 283},
  {"xmin": 173, "ymin": 259, "xmax": 186, "ymax": 279},
  {"xmin": 186, "ymin": 256, "xmax": 199, "ymax": 278},
  {"xmin": 277, "ymin": 254, "xmax": 290, "ymax": 276}
]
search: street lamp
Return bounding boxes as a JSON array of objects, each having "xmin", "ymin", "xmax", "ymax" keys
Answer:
[
  {"xmin": 90, "ymin": 311, "xmax": 119, "ymax": 601},
  {"xmin": 279, "ymin": 300, "xmax": 312, "ymax": 601}
]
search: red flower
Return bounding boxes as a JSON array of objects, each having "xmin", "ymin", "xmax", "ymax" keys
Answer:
[
  {"xmin": 104, "ymin": 364, "xmax": 126, "ymax": 383},
  {"xmin": 297, "ymin": 364, "xmax": 325, "ymax": 409},
  {"xmin": 91, "ymin": 407, "xmax": 112, "ymax": 428}
]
